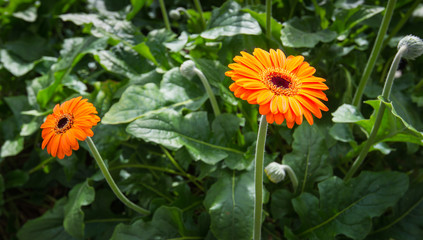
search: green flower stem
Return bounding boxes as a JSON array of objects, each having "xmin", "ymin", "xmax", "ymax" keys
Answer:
[
  {"xmin": 254, "ymin": 115, "xmax": 268, "ymax": 240},
  {"xmin": 158, "ymin": 0, "xmax": 171, "ymax": 31},
  {"xmin": 281, "ymin": 165, "xmax": 298, "ymax": 192},
  {"xmin": 383, "ymin": 0, "xmax": 421, "ymax": 48},
  {"xmin": 351, "ymin": 0, "xmax": 396, "ymax": 109},
  {"xmin": 86, "ymin": 137, "xmax": 150, "ymax": 215},
  {"xmin": 265, "ymin": 0, "xmax": 272, "ymax": 39},
  {"xmin": 344, "ymin": 45, "xmax": 407, "ymax": 182},
  {"xmin": 193, "ymin": 68, "xmax": 221, "ymax": 117},
  {"xmin": 193, "ymin": 0, "xmax": 206, "ymax": 29}
]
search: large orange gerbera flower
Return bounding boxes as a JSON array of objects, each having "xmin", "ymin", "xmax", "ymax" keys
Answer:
[
  {"xmin": 226, "ymin": 48, "xmax": 329, "ymax": 128},
  {"xmin": 40, "ymin": 97, "xmax": 101, "ymax": 159}
]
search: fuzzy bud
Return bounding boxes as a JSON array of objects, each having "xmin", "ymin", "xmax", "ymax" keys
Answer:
[
  {"xmin": 169, "ymin": 9, "xmax": 181, "ymax": 21},
  {"xmin": 265, "ymin": 162, "xmax": 286, "ymax": 183},
  {"xmin": 180, "ymin": 60, "xmax": 197, "ymax": 79},
  {"xmin": 397, "ymin": 35, "xmax": 423, "ymax": 60}
]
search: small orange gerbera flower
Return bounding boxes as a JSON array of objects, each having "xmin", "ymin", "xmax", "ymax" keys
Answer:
[
  {"xmin": 40, "ymin": 97, "xmax": 101, "ymax": 159},
  {"xmin": 226, "ymin": 48, "xmax": 329, "ymax": 128}
]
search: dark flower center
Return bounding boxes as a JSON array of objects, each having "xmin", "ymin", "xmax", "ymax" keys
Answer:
[
  {"xmin": 271, "ymin": 76, "xmax": 290, "ymax": 89},
  {"xmin": 58, "ymin": 117, "xmax": 69, "ymax": 129}
]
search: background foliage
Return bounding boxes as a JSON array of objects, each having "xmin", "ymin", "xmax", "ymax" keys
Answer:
[{"xmin": 1, "ymin": 0, "xmax": 423, "ymax": 239}]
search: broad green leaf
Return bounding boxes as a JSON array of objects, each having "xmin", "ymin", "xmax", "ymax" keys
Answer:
[
  {"xmin": 63, "ymin": 180, "xmax": 95, "ymax": 239},
  {"xmin": 282, "ymin": 124, "xmax": 332, "ymax": 193},
  {"xmin": 333, "ymin": 99, "xmax": 423, "ymax": 146},
  {"xmin": 111, "ymin": 206, "xmax": 189, "ymax": 239},
  {"xmin": 60, "ymin": 13, "xmax": 142, "ymax": 45},
  {"xmin": 4, "ymin": 34, "xmax": 49, "ymax": 62},
  {"xmin": 17, "ymin": 198, "xmax": 75, "ymax": 240},
  {"xmin": 102, "ymin": 68, "xmax": 207, "ymax": 124},
  {"xmin": 127, "ymin": 0, "xmax": 152, "ymax": 20},
  {"xmin": 1, "ymin": 136, "xmax": 24, "ymax": 158},
  {"xmin": 281, "ymin": 16, "xmax": 337, "ymax": 48},
  {"xmin": 0, "ymin": 49, "xmax": 36, "ymax": 76},
  {"xmin": 12, "ymin": 4, "xmax": 38, "ymax": 22},
  {"xmin": 331, "ymin": 104, "xmax": 364, "ymax": 122},
  {"xmin": 0, "ymin": 175, "xmax": 4, "ymax": 210},
  {"xmin": 211, "ymin": 114, "xmax": 243, "ymax": 145},
  {"xmin": 37, "ymin": 37, "xmax": 107, "ymax": 108},
  {"xmin": 243, "ymin": 8, "xmax": 282, "ymax": 39},
  {"xmin": 102, "ymin": 83, "xmax": 165, "ymax": 124},
  {"xmin": 371, "ymin": 183, "xmax": 423, "ymax": 240},
  {"xmin": 271, "ymin": 189, "xmax": 295, "ymax": 220},
  {"xmin": 20, "ymin": 118, "xmax": 40, "ymax": 136},
  {"xmin": 127, "ymin": 110, "xmax": 238, "ymax": 164},
  {"xmin": 204, "ymin": 170, "xmax": 254, "ymax": 239},
  {"xmin": 292, "ymin": 171, "xmax": 408, "ymax": 240},
  {"xmin": 201, "ymin": 1, "xmax": 261, "ymax": 39},
  {"xmin": 329, "ymin": 123, "xmax": 354, "ymax": 143},
  {"xmin": 93, "ymin": 45, "xmax": 152, "ymax": 80},
  {"xmin": 331, "ymin": 5, "xmax": 384, "ymax": 34},
  {"xmin": 4, "ymin": 169, "xmax": 28, "ymax": 189}
]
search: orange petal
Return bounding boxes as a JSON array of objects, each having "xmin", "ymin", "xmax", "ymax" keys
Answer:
[
  {"xmin": 253, "ymin": 48, "xmax": 272, "ymax": 68},
  {"xmin": 288, "ymin": 97, "xmax": 303, "ymax": 117},
  {"xmin": 70, "ymin": 127, "xmax": 87, "ymax": 141},
  {"xmin": 284, "ymin": 106, "xmax": 295, "ymax": 123},
  {"xmin": 303, "ymin": 108, "xmax": 314, "ymax": 125},
  {"xmin": 241, "ymin": 51, "xmax": 266, "ymax": 70},
  {"xmin": 269, "ymin": 49, "xmax": 281, "ymax": 68},
  {"xmin": 259, "ymin": 104, "xmax": 271, "ymax": 115},
  {"xmin": 257, "ymin": 91, "xmax": 274, "ymax": 105},
  {"xmin": 286, "ymin": 121, "xmax": 295, "ymax": 129},
  {"xmin": 301, "ymin": 83, "xmax": 329, "ymax": 90},
  {"xmin": 279, "ymin": 95, "xmax": 289, "ymax": 113},
  {"xmin": 300, "ymin": 89, "xmax": 328, "ymax": 101},
  {"xmin": 270, "ymin": 97, "xmax": 279, "ymax": 114},
  {"xmin": 274, "ymin": 113, "xmax": 285, "ymax": 125},
  {"xmin": 295, "ymin": 113, "xmax": 303, "ymax": 125},
  {"xmin": 277, "ymin": 49, "xmax": 286, "ymax": 69},
  {"xmin": 234, "ymin": 56, "xmax": 262, "ymax": 73},
  {"xmin": 296, "ymin": 63, "xmax": 316, "ymax": 78},
  {"xmin": 294, "ymin": 95, "xmax": 322, "ymax": 118},
  {"xmin": 42, "ymin": 131, "xmax": 55, "ymax": 149},
  {"xmin": 286, "ymin": 56, "xmax": 304, "ymax": 72},
  {"xmin": 51, "ymin": 135, "xmax": 61, "ymax": 157},
  {"xmin": 301, "ymin": 93, "xmax": 329, "ymax": 111},
  {"xmin": 266, "ymin": 113, "xmax": 275, "ymax": 124}
]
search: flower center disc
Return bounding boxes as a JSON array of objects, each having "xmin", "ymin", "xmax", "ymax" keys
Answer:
[
  {"xmin": 271, "ymin": 76, "xmax": 290, "ymax": 89},
  {"xmin": 58, "ymin": 117, "xmax": 69, "ymax": 129}
]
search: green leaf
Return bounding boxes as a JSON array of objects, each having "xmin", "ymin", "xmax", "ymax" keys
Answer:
[
  {"xmin": 243, "ymin": 8, "xmax": 282, "ymax": 39},
  {"xmin": 102, "ymin": 83, "xmax": 165, "ymax": 124},
  {"xmin": 20, "ymin": 117, "xmax": 40, "ymax": 136},
  {"xmin": 292, "ymin": 171, "xmax": 408, "ymax": 240},
  {"xmin": 201, "ymin": 1, "xmax": 261, "ymax": 40},
  {"xmin": 0, "ymin": 49, "xmax": 36, "ymax": 76},
  {"xmin": 1, "ymin": 136, "xmax": 24, "ymax": 158},
  {"xmin": 93, "ymin": 45, "xmax": 151, "ymax": 80},
  {"xmin": 271, "ymin": 189, "xmax": 295, "ymax": 220},
  {"xmin": 333, "ymin": 99, "xmax": 423, "ymax": 146},
  {"xmin": 332, "ymin": 104, "xmax": 364, "ymax": 123},
  {"xmin": 204, "ymin": 170, "xmax": 254, "ymax": 239},
  {"xmin": 4, "ymin": 169, "xmax": 29, "ymax": 189},
  {"xmin": 12, "ymin": 4, "xmax": 38, "ymax": 22},
  {"xmin": 17, "ymin": 198, "xmax": 75, "ymax": 240},
  {"xmin": 127, "ymin": 0, "xmax": 152, "ymax": 20},
  {"xmin": 63, "ymin": 180, "xmax": 95, "ymax": 239},
  {"xmin": 282, "ymin": 124, "xmax": 332, "ymax": 193},
  {"xmin": 372, "ymin": 183, "xmax": 423, "ymax": 240},
  {"xmin": 111, "ymin": 206, "xmax": 188, "ymax": 239},
  {"xmin": 127, "ymin": 110, "xmax": 238, "ymax": 165},
  {"xmin": 102, "ymin": 68, "xmax": 207, "ymax": 124},
  {"xmin": 329, "ymin": 123, "xmax": 354, "ymax": 143},
  {"xmin": 281, "ymin": 16, "xmax": 337, "ymax": 48},
  {"xmin": 211, "ymin": 114, "xmax": 243, "ymax": 145},
  {"xmin": 331, "ymin": 5, "xmax": 384, "ymax": 34}
]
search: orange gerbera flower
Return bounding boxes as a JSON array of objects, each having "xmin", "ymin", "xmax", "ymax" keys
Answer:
[
  {"xmin": 226, "ymin": 48, "xmax": 329, "ymax": 128},
  {"xmin": 40, "ymin": 97, "xmax": 101, "ymax": 159}
]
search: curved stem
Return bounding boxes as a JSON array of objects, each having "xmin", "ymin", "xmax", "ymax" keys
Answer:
[
  {"xmin": 193, "ymin": 68, "xmax": 221, "ymax": 117},
  {"xmin": 254, "ymin": 115, "xmax": 268, "ymax": 240},
  {"xmin": 193, "ymin": 0, "xmax": 206, "ymax": 30},
  {"xmin": 265, "ymin": 0, "xmax": 272, "ymax": 39},
  {"xmin": 86, "ymin": 137, "xmax": 150, "ymax": 215},
  {"xmin": 158, "ymin": 0, "xmax": 171, "ymax": 31},
  {"xmin": 344, "ymin": 46, "xmax": 406, "ymax": 182},
  {"xmin": 281, "ymin": 165, "xmax": 298, "ymax": 192},
  {"xmin": 352, "ymin": 0, "xmax": 397, "ymax": 109}
]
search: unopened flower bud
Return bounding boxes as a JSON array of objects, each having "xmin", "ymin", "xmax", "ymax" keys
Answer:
[
  {"xmin": 265, "ymin": 162, "xmax": 286, "ymax": 183},
  {"xmin": 180, "ymin": 60, "xmax": 197, "ymax": 79},
  {"xmin": 398, "ymin": 35, "xmax": 423, "ymax": 60},
  {"xmin": 169, "ymin": 9, "xmax": 181, "ymax": 21}
]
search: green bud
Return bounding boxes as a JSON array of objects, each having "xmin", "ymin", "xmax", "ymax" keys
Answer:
[
  {"xmin": 264, "ymin": 162, "xmax": 286, "ymax": 183},
  {"xmin": 398, "ymin": 35, "xmax": 423, "ymax": 60},
  {"xmin": 180, "ymin": 60, "xmax": 197, "ymax": 79}
]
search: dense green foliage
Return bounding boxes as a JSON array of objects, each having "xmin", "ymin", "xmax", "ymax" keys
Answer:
[{"xmin": 1, "ymin": 0, "xmax": 423, "ymax": 239}]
